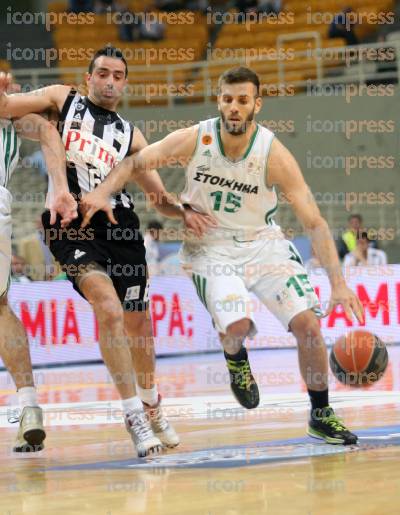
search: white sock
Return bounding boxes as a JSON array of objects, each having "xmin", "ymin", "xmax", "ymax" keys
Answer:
[
  {"xmin": 137, "ymin": 385, "xmax": 159, "ymax": 407},
  {"xmin": 17, "ymin": 387, "xmax": 38, "ymax": 409},
  {"xmin": 121, "ymin": 396, "xmax": 143, "ymax": 416}
]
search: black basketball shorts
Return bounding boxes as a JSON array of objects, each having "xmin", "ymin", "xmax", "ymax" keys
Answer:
[{"xmin": 41, "ymin": 207, "xmax": 149, "ymax": 311}]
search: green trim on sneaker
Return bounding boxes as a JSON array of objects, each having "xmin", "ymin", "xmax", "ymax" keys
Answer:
[
  {"xmin": 307, "ymin": 406, "xmax": 358, "ymax": 445},
  {"xmin": 225, "ymin": 354, "xmax": 260, "ymax": 409}
]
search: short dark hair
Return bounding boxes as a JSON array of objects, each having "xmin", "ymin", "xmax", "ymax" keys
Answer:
[
  {"xmin": 147, "ymin": 220, "xmax": 163, "ymax": 231},
  {"xmin": 348, "ymin": 213, "xmax": 362, "ymax": 222},
  {"xmin": 218, "ymin": 66, "xmax": 260, "ymax": 96},
  {"xmin": 88, "ymin": 46, "xmax": 128, "ymax": 77},
  {"xmin": 360, "ymin": 231, "xmax": 370, "ymax": 241}
]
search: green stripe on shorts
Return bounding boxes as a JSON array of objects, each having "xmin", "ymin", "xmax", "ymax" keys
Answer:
[{"xmin": 192, "ymin": 273, "xmax": 207, "ymax": 309}]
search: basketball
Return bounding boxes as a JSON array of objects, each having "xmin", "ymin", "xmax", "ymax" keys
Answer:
[{"xmin": 329, "ymin": 331, "xmax": 388, "ymax": 386}]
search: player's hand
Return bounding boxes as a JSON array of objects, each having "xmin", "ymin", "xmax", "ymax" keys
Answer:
[
  {"xmin": 80, "ymin": 189, "xmax": 118, "ymax": 228},
  {"xmin": 182, "ymin": 206, "xmax": 217, "ymax": 237},
  {"xmin": 324, "ymin": 283, "xmax": 364, "ymax": 324},
  {"xmin": 0, "ymin": 72, "xmax": 12, "ymax": 95},
  {"xmin": 49, "ymin": 191, "xmax": 78, "ymax": 228}
]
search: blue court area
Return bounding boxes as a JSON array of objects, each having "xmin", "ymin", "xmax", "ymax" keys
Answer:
[{"xmin": 46, "ymin": 424, "xmax": 400, "ymax": 471}]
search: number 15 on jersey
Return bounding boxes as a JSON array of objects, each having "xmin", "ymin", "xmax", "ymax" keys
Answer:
[{"xmin": 210, "ymin": 190, "xmax": 242, "ymax": 213}]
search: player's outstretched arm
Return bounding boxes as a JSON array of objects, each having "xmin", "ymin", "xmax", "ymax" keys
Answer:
[
  {"xmin": 13, "ymin": 114, "xmax": 78, "ymax": 227},
  {"xmin": 0, "ymin": 73, "xmax": 69, "ymax": 118},
  {"xmin": 80, "ymin": 126, "xmax": 196, "ymax": 226},
  {"xmin": 86, "ymin": 125, "xmax": 199, "ymax": 200},
  {"xmin": 267, "ymin": 138, "xmax": 364, "ymax": 323},
  {"xmin": 81, "ymin": 125, "xmax": 216, "ymax": 236},
  {"xmin": 128, "ymin": 126, "xmax": 194, "ymax": 219}
]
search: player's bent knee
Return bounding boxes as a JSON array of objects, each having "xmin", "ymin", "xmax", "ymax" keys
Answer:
[
  {"xmin": 290, "ymin": 311, "xmax": 321, "ymax": 343},
  {"xmin": 226, "ymin": 318, "xmax": 252, "ymax": 340},
  {"xmin": 94, "ymin": 299, "xmax": 124, "ymax": 327}
]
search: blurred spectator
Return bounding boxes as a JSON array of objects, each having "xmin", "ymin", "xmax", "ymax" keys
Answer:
[
  {"xmin": 94, "ymin": 0, "xmax": 115, "ymax": 12},
  {"xmin": 159, "ymin": 252, "xmax": 183, "ymax": 275},
  {"xmin": 343, "ymin": 232, "xmax": 387, "ymax": 266},
  {"xmin": 144, "ymin": 220, "xmax": 164, "ymax": 274},
  {"xmin": 69, "ymin": 0, "xmax": 94, "ymax": 13},
  {"xmin": 11, "ymin": 255, "xmax": 32, "ymax": 283},
  {"xmin": 155, "ymin": 0, "xmax": 184, "ymax": 11},
  {"xmin": 236, "ymin": 0, "xmax": 258, "ymax": 15},
  {"xmin": 94, "ymin": 0, "xmax": 138, "ymax": 41},
  {"xmin": 257, "ymin": 0, "xmax": 281, "ymax": 15},
  {"xmin": 337, "ymin": 213, "xmax": 363, "ymax": 260},
  {"xmin": 53, "ymin": 271, "xmax": 68, "ymax": 281},
  {"xmin": 328, "ymin": 7, "xmax": 358, "ymax": 46},
  {"xmin": 186, "ymin": 0, "xmax": 209, "ymax": 11},
  {"xmin": 139, "ymin": 8, "xmax": 165, "ymax": 41}
]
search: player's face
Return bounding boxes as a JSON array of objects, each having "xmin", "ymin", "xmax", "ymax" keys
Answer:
[
  {"xmin": 349, "ymin": 216, "xmax": 362, "ymax": 231},
  {"xmin": 86, "ymin": 56, "xmax": 127, "ymax": 109},
  {"xmin": 217, "ymin": 82, "xmax": 261, "ymax": 136}
]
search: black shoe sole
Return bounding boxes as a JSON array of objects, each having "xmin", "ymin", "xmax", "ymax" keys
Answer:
[
  {"xmin": 137, "ymin": 444, "xmax": 163, "ymax": 458},
  {"xmin": 17, "ymin": 428, "xmax": 47, "ymax": 452},
  {"xmin": 230, "ymin": 385, "xmax": 260, "ymax": 409},
  {"xmin": 308, "ymin": 426, "xmax": 358, "ymax": 446}
]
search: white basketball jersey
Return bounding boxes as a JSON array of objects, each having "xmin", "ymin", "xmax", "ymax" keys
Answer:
[
  {"xmin": 0, "ymin": 119, "xmax": 20, "ymax": 189},
  {"xmin": 181, "ymin": 117, "xmax": 279, "ymax": 241}
]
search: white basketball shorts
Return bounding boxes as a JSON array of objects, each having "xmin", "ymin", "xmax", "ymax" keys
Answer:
[{"xmin": 180, "ymin": 234, "xmax": 322, "ymax": 336}]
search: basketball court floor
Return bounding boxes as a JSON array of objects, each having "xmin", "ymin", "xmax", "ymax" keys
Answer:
[{"xmin": 1, "ymin": 346, "xmax": 399, "ymax": 514}]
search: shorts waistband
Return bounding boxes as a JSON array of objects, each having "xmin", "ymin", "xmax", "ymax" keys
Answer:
[{"xmin": 187, "ymin": 226, "xmax": 285, "ymax": 246}]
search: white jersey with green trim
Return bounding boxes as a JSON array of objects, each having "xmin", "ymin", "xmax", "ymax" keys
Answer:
[
  {"xmin": 0, "ymin": 119, "xmax": 20, "ymax": 190},
  {"xmin": 181, "ymin": 117, "xmax": 281, "ymax": 243}
]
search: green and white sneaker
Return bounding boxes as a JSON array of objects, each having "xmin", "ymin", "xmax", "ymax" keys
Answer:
[{"xmin": 308, "ymin": 406, "xmax": 358, "ymax": 445}]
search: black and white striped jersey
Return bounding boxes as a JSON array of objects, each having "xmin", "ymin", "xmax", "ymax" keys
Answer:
[{"xmin": 54, "ymin": 89, "xmax": 134, "ymax": 209}]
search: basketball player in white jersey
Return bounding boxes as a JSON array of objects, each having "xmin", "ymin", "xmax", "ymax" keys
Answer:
[
  {"xmin": 0, "ymin": 48, "xmax": 214, "ymax": 457},
  {"xmin": 79, "ymin": 67, "xmax": 365, "ymax": 445},
  {"xmin": 0, "ymin": 100, "xmax": 78, "ymax": 451}
]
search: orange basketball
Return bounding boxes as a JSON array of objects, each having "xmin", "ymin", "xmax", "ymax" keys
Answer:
[{"xmin": 329, "ymin": 331, "xmax": 388, "ymax": 386}]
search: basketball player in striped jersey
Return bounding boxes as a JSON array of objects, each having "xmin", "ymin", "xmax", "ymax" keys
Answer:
[
  {"xmin": 80, "ymin": 67, "xmax": 365, "ymax": 445},
  {"xmin": 0, "ymin": 48, "xmax": 214, "ymax": 457},
  {"xmin": 0, "ymin": 106, "xmax": 78, "ymax": 452}
]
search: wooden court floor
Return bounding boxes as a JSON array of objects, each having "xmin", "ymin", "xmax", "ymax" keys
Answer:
[{"xmin": 0, "ymin": 347, "xmax": 399, "ymax": 515}]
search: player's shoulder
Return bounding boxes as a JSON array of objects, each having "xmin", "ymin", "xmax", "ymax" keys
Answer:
[
  {"xmin": 43, "ymin": 84, "xmax": 71, "ymax": 101},
  {"xmin": 160, "ymin": 124, "xmax": 199, "ymax": 145},
  {"xmin": 44, "ymin": 84, "xmax": 78, "ymax": 112},
  {"xmin": 257, "ymin": 122, "xmax": 275, "ymax": 138},
  {"xmin": 115, "ymin": 109, "xmax": 132, "ymax": 125},
  {"xmin": 176, "ymin": 123, "xmax": 199, "ymax": 137}
]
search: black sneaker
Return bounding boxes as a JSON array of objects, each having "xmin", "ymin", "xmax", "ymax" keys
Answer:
[
  {"xmin": 308, "ymin": 406, "xmax": 358, "ymax": 445},
  {"xmin": 224, "ymin": 352, "xmax": 259, "ymax": 409}
]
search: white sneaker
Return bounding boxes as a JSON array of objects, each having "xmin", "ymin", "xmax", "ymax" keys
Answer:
[
  {"xmin": 13, "ymin": 406, "xmax": 46, "ymax": 452},
  {"xmin": 144, "ymin": 395, "xmax": 180, "ymax": 448},
  {"xmin": 125, "ymin": 409, "xmax": 163, "ymax": 458}
]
